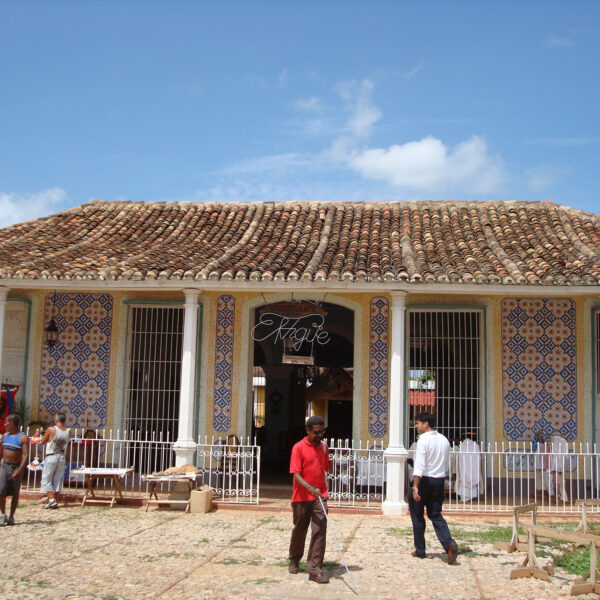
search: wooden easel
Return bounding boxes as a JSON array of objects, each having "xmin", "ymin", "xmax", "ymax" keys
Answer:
[
  {"xmin": 494, "ymin": 502, "xmax": 538, "ymax": 553},
  {"xmin": 510, "ymin": 524, "xmax": 600, "ymax": 596},
  {"xmin": 575, "ymin": 499, "xmax": 600, "ymax": 535}
]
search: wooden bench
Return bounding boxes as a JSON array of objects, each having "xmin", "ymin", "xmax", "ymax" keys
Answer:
[
  {"xmin": 510, "ymin": 524, "xmax": 600, "ymax": 596},
  {"xmin": 142, "ymin": 474, "xmax": 198, "ymax": 512},
  {"xmin": 494, "ymin": 502, "xmax": 538, "ymax": 553}
]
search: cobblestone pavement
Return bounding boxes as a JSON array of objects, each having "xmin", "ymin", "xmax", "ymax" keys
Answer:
[{"xmin": 1, "ymin": 500, "xmax": 598, "ymax": 600}]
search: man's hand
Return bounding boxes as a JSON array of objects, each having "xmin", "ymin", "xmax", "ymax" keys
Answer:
[
  {"xmin": 412, "ymin": 487, "xmax": 421, "ymax": 502},
  {"xmin": 11, "ymin": 469, "xmax": 21, "ymax": 480},
  {"xmin": 311, "ymin": 486, "xmax": 322, "ymax": 497}
]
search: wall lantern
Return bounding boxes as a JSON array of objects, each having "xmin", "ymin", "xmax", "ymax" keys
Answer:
[{"xmin": 44, "ymin": 291, "xmax": 59, "ymax": 347}]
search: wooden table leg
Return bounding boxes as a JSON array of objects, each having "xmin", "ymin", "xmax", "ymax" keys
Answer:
[
  {"xmin": 111, "ymin": 475, "xmax": 125, "ymax": 508},
  {"xmin": 185, "ymin": 480, "xmax": 192, "ymax": 513},
  {"xmin": 82, "ymin": 475, "xmax": 95, "ymax": 506},
  {"xmin": 146, "ymin": 482, "xmax": 157, "ymax": 511}
]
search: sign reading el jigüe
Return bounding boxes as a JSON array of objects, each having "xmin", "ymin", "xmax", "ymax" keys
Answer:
[{"xmin": 251, "ymin": 301, "xmax": 331, "ymax": 357}]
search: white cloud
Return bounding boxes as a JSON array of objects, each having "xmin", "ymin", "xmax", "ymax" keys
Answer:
[
  {"xmin": 215, "ymin": 77, "xmax": 506, "ymax": 200},
  {"xmin": 545, "ymin": 35, "xmax": 576, "ymax": 48},
  {"xmin": 277, "ymin": 68, "xmax": 289, "ymax": 87},
  {"xmin": 348, "ymin": 135, "xmax": 505, "ymax": 194},
  {"xmin": 325, "ymin": 79, "xmax": 382, "ymax": 163},
  {"xmin": 189, "ymin": 177, "xmax": 402, "ymax": 205},
  {"xmin": 405, "ymin": 59, "xmax": 425, "ymax": 79},
  {"xmin": 526, "ymin": 136, "xmax": 599, "ymax": 147},
  {"xmin": 525, "ymin": 164, "xmax": 572, "ymax": 191},
  {"xmin": 335, "ymin": 79, "xmax": 381, "ymax": 139},
  {"xmin": 214, "ymin": 153, "xmax": 314, "ymax": 176},
  {"xmin": 0, "ymin": 188, "xmax": 67, "ymax": 228},
  {"xmin": 294, "ymin": 97, "xmax": 323, "ymax": 112}
]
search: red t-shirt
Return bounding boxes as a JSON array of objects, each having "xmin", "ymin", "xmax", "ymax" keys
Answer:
[{"xmin": 289, "ymin": 437, "xmax": 330, "ymax": 502}]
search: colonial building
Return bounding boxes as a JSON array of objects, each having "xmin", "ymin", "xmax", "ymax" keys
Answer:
[{"xmin": 1, "ymin": 199, "xmax": 599, "ymax": 514}]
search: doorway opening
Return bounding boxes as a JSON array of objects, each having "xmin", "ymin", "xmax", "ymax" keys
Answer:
[{"xmin": 251, "ymin": 301, "xmax": 354, "ymax": 485}]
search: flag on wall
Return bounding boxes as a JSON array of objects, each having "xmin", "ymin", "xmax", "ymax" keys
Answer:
[{"xmin": 0, "ymin": 385, "xmax": 20, "ymax": 434}]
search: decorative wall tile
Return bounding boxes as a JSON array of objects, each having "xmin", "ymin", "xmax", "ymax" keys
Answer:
[
  {"xmin": 39, "ymin": 293, "xmax": 113, "ymax": 428},
  {"xmin": 213, "ymin": 295, "xmax": 235, "ymax": 433},
  {"xmin": 369, "ymin": 297, "xmax": 389, "ymax": 438},
  {"xmin": 502, "ymin": 298, "xmax": 576, "ymax": 441}
]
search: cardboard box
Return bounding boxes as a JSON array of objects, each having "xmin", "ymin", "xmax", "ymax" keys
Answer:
[{"xmin": 190, "ymin": 485, "xmax": 213, "ymax": 513}]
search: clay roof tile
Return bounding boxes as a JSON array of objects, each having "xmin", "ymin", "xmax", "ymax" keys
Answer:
[{"xmin": 0, "ymin": 200, "xmax": 599, "ymax": 286}]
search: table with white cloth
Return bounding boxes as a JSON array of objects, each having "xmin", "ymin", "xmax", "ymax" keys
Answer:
[
  {"xmin": 503, "ymin": 443, "xmax": 576, "ymax": 502},
  {"xmin": 452, "ymin": 440, "xmax": 482, "ymax": 502},
  {"xmin": 70, "ymin": 467, "xmax": 134, "ymax": 508}
]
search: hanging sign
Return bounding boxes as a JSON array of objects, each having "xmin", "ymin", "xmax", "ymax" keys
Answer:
[
  {"xmin": 251, "ymin": 301, "xmax": 331, "ymax": 361},
  {"xmin": 282, "ymin": 354, "xmax": 314, "ymax": 366},
  {"xmin": 259, "ymin": 301, "xmax": 326, "ymax": 318}
]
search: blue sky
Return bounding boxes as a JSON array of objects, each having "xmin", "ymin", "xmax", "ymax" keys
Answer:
[{"xmin": 1, "ymin": 1, "xmax": 598, "ymax": 226}]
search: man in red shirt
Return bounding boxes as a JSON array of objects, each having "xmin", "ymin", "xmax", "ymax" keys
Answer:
[{"xmin": 288, "ymin": 415, "xmax": 330, "ymax": 584}]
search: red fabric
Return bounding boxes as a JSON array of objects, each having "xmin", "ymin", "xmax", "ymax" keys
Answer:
[
  {"xmin": 409, "ymin": 389, "xmax": 436, "ymax": 406},
  {"xmin": 0, "ymin": 386, "xmax": 19, "ymax": 434},
  {"xmin": 290, "ymin": 437, "xmax": 330, "ymax": 502}
]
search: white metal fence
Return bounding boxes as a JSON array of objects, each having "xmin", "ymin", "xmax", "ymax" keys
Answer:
[
  {"xmin": 196, "ymin": 436, "xmax": 260, "ymax": 504},
  {"xmin": 327, "ymin": 439, "xmax": 386, "ymax": 509},
  {"xmin": 20, "ymin": 428, "xmax": 600, "ymax": 513},
  {"xmin": 443, "ymin": 442, "xmax": 600, "ymax": 513},
  {"xmin": 21, "ymin": 429, "xmax": 260, "ymax": 505}
]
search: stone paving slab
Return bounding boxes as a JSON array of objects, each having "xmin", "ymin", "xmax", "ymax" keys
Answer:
[{"xmin": 1, "ymin": 500, "xmax": 599, "ymax": 600}]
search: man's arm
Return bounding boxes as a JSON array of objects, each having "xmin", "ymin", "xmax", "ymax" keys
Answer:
[
  {"xmin": 292, "ymin": 472, "xmax": 322, "ymax": 497},
  {"xmin": 323, "ymin": 441, "xmax": 330, "ymax": 472},
  {"xmin": 41, "ymin": 426, "xmax": 55, "ymax": 445},
  {"xmin": 412, "ymin": 475, "xmax": 421, "ymax": 502},
  {"xmin": 412, "ymin": 441, "xmax": 427, "ymax": 502},
  {"xmin": 14, "ymin": 435, "xmax": 29, "ymax": 478}
]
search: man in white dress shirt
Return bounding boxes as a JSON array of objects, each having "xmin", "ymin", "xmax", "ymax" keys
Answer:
[{"xmin": 409, "ymin": 411, "xmax": 458, "ymax": 564}]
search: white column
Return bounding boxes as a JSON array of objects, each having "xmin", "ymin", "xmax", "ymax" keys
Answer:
[
  {"xmin": 383, "ymin": 291, "xmax": 409, "ymax": 515},
  {"xmin": 0, "ymin": 288, "xmax": 8, "ymax": 377},
  {"xmin": 173, "ymin": 288, "xmax": 201, "ymax": 466}
]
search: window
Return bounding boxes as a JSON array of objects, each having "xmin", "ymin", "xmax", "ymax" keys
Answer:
[
  {"xmin": 124, "ymin": 306, "xmax": 184, "ymax": 438},
  {"xmin": 407, "ymin": 309, "xmax": 483, "ymax": 445}
]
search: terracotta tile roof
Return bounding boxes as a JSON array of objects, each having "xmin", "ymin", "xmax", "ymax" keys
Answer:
[{"xmin": 0, "ymin": 200, "xmax": 599, "ymax": 285}]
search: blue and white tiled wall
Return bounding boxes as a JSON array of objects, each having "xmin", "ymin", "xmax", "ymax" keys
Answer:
[
  {"xmin": 369, "ymin": 297, "xmax": 389, "ymax": 438},
  {"xmin": 502, "ymin": 298, "xmax": 577, "ymax": 441},
  {"xmin": 39, "ymin": 293, "xmax": 113, "ymax": 428}
]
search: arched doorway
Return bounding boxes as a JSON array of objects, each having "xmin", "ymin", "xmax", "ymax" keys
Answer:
[{"xmin": 251, "ymin": 300, "xmax": 354, "ymax": 482}]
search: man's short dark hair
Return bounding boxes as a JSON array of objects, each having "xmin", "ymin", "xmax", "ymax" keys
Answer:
[
  {"xmin": 415, "ymin": 411, "xmax": 435, "ymax": 428},
  {"xmin": 306, "ymin": 415, "xmax": 325, "ymax": 430},
  {"xmin": 7, "ymin": 413, "xmax": 21, "ymax": 428},
  {"xmin": 56, "ymin": 412, "xmax": 67, "ymax": 425}
]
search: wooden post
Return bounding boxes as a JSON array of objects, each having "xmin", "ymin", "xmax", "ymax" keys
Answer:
[
  {"xmin": 509, "ymin": 523, "xmax": 600, "ymax": 596},
  {"xmin": 495, "ymin": 502, "xmax": 538, "ymax": 553},
  {"xmin": 576, "ymin": 499, "xmax": 600, "ymax": 535}
]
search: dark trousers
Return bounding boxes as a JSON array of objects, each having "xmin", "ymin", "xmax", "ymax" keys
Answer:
[
  {"xmin": 288, "ymin": 499, "xmax": 328, "ymax": 575},
  {"xmin": 409, "ymin": 476, "xmax": 454, "ymax": 557}
]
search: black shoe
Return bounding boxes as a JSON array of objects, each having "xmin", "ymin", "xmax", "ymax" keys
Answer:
[
  {"xmin": 288, "ymin": 561, "xmax": 299, "ymax": 574},
  {"xmin": 447, "ymin": 541, "xmax": 458, "ymax": 565},
  {"xmin": 308, "ymin": 572, "xmax": 329, "ymax": 584},
  {"xmin": 7, "ymin": 515, "xmax": 15, "ymax": 526}
]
